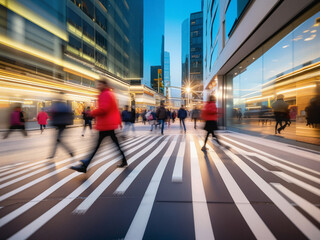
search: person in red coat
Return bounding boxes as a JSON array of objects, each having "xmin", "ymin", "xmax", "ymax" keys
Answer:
[
  {"xmin": 71, "ymin": 79, "xmax": 127, "ymax": 173},
  {"xmin": 37, "ymin": 108, "xmax": 49, "ymax": 134},
  {"xmin": 201, "ymin": 95, "xmax": 221, "ymax": 151}
]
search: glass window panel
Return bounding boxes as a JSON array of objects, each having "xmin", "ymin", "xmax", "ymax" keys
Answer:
[{"xmin": 225, "ymin": 0, "xmax": 237, "ymax": 37}]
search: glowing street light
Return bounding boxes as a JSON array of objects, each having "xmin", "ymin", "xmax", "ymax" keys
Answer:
[{"xmin": 186, "ymin": 87, "xmax": 191, "ymax": 93}]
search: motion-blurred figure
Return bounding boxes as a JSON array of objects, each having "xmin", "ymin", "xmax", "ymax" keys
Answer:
[
  {"xmin": 82, "ymin": 106, "xmax": 93, "ymax": 137},
  {"xmin": 238, "ymin": 109, "xmax": 242, "ymax": 121},
  {"xmin": 178, "ymin": 105, "xmax": 187, "ymax": 133},
  {"xmin": 142, "ymin": 109, "xmax": 147, "ymax": 125},
  {"xmin": 122, "ymin": 105, "xmax": 135, "ymax": 135},
  {"xmin": 202, "ymin": 95, "xmax": 220, "ymax": 151},
  {"xmin": 48, "ymin": 93, "xmax": 74, "ymax": 159},
  {"xmin": 156, "ymin": 103, "xmax": 167, "ymax": 135},
  {"xmin": 191, "ymin": 106, "xmax": 201, "ymax": 129},
  {"xmin": 71, "ymin": 79, "xmax": 127, "ymax": 173},
  {"xmin": 166, "ymin": 109, "xmax": 171, "ymax": 127},
  {"xmin": 172, "ymin": 110, "xmax": 176, "ymax": 123},
  {"xmin": 305, "ymin": 83, "xmax": 320, "ymax": 128},
  {"xmin": 37, "ymin": 108, "xmax": 49, "ymax": 134},
  {"xmin": 272, "ymin": 94, "xmax": 289, "ymax": 134},
  {"xmin": 3, "ymin": 106, "xmax": 27, "ymax": 139}
]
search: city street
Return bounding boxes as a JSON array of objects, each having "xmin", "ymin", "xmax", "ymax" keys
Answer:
[{"xmin": 0, "ymin": 121, "xmax": 319, "ymax": 239}]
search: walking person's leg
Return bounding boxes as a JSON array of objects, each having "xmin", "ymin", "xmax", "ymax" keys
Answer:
[
  {"xmin": 3, "ymin": 126, "xmax": 14, "ymax": 139},
  {"xmin": 109, "ymin": 130, "xmax": 127, "ymax": 167},
  {"xmin": 71, "ymin": 131, "xmax": 106, "ymax": 172},
  {"xmin": 21, "ymin": 125, "xmax": 27, "ymax": 137},
  {"xmin": 161, "ymin": 119, "xmax": 164, "ymax": 135},
  {"xmin": 182, "ymin": 119, "xmax": 186, "ymax": 132},
  {"xmin": 202, "ymin": 131, "xmax": 210, "ymax": 150},
  {"xmin": 82, "ymin": 122, "xmax": 87, "ymax": 136},
  {"xmin": 48, "ymin": 127, "xmax": 63, "ymax": 158},
  {"xmin": 58, "ymin": 126, "xmax": 74, "ymax": 157}
]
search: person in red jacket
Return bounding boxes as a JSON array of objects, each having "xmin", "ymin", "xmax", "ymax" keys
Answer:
[
  {"xmin": 201, "ymin": 95, "xmax": 221, "ymax": 151},
  {"xmin": 70, "ymin": 79, "xmax": 127, "ymax": 173},
  {"xmin": 37, "ymin": 108, "xmax": 49, "ymax": 134}
]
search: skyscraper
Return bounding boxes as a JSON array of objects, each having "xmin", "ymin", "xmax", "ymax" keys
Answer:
[
  {"xmin": 189, "ymin": 11, "xmax": 203, "ymax": 99},
  {"xmin": 143, "ymin": 0, "xmax": 165, "ymax": 88},
  {"xmin": 164, "ymin": 51, "xmax": 170, "ymax": 97},
  {"xmin": 181, "ymin": 11, "xmax": 203, "ymax": 101}
]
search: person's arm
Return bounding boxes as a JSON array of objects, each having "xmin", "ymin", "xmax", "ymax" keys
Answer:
[{"xmin": 91, "ymin": 93, "xmax": 110, "ymax": 117}]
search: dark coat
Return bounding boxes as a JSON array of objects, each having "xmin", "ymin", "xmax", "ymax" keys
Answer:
[{"xmin": 156, "ymin": 107, "xmax": 167, "ymax": 120}]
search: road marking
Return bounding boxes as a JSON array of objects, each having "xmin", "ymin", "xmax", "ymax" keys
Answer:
[
  {"xmin": 73, "ymin": 136, "xmax": 167, "ymax": 214},
  {"xmin": 200, "ymin": 140, "xmax": 275, "ymax": 240},
  {"xmin": 0, "ymin": 136, "xmax": 151, "ymax": 202},
  {"xmin": 220, "ymin": 136, "xmax": 320, "ymax": 176},
  {"xmin": 124, "ymin": 137, "xmax": 177, "ymax": 240},
  {"xmin": 172, "ymin": 137, "xmax": 186, "ymax": 182},
  {"xmin": 190, "ymin": 137, "xmax": 215, "ymax": 240},
  {"xmin": 220, "ymin": 139, "xmax": 320, "ymax": 184},
  {"xmin": 271, "ymin": 183, "xmax": 320, "ymax": 222},
  {"xmin": 0, "ymin": 162, "xmax": 27, "ymax": 173},
  {"xmin": 272, "ymin": 172, "xmax": 320, "ymax": 196},
  {"xmin": 7, "ymin": 136, "xmax": 155, "ymax": 240},
  {"xmin": 225, "ymin": 132, "xmax": 320, "ymax": 162},
  {"xmin": 221, "ymin": 146, "xmax": 320, "ymax": 240},
  {"xmin": 0, "ymin": 136, "xmax": 154, "ymax": 227},
  {"xmin": 114, "ymin": 136, "xmax": 176, "ymax": 195}
]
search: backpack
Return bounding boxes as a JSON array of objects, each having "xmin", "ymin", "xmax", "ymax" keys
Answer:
[{"xmin": 148, "ymin": 114, "xmax": 153, "ymax": 120}]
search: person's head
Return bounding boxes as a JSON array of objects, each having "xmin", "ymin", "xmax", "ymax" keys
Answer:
[
  {"xmin": 86, "ymin": 106, "xmax": 90, "ymax": 110},
  {"xmin": 96, "ymin": 78, "xmax": 109, "ymax": 92},
  {"xmin": 124, "ymin": 105, "xmax": 129, "ymax": 111},
  {"xmin": 277, "ymin": 94, "xmax": 284, "ymax": 100},
  {"xmin": 41, "ymin": 108, "xmax": 45, "ymax": 111},
  {"xmin": 181, "ymin": 105, "xmax": 184, "ymax": 109},
  {"xmin": 208, "ymin": 95, "xmax": 216, "ymax": 102}
]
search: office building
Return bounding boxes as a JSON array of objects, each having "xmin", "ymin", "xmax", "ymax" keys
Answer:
[
  {"xmin": 143, "ymin": 0, "xmax": 165, "ymax": 88},
  {"xmin": 150, "ymin": 65, "xmax": 163, "ymax": 94},
  {"xmin": 164, "ymin": 51, "xmax": 170, "ymax": 97},
  {"xmin": 203, "ymin": 0, "xmax": 320, "ymax": 144}
]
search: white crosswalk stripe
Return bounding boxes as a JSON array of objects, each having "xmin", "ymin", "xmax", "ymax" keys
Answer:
[
  {"xmin": 73, "ymin": 136, "xmax": 167, "ymax": 214},
  {"xmin": 172, "ymin": 136, "xmax": 186, "ymax": 182},
  {"xmin": 0, "ymin": 132, "xmax": 319, "ymax": 240},
  {"xmin": 220, "ymin": 144, "xmax": 320, "ymax": 240},
  {"xmin": 201, "ymin": 140, "xmax": 276, "ymax": 240},
  {"xmin": 125, "ymin": 136, "xmax": 178, "ymax": 240},
  {"xmin": 190, "ymin": 137, "xmax": 215, "ymax": 240}
]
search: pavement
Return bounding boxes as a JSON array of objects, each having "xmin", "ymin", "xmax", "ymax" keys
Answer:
[{"xmin": 0, "ymin": 121, "xmax": 319, "ymax": 239}]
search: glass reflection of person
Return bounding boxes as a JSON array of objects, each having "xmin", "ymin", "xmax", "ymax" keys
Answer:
[{"xmin": 272, "ymin": 94, "xmax": 289, "ymax": 134}]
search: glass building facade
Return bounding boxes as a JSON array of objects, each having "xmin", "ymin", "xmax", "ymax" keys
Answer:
[
  {"xmin": 181, "ymin": 18, "xmax": 190, "ymax": 89},
  {"xmin": 164, "ymin": 51, "xmax": 170, "ymax": 97},
  {"xmin": 190, "ymin": 11, "xmax": 203, "ymax": 99},
  {"xmin": 143, "ymin": 0, "xmax": 165, "ymax": 88},
  {"xmin": 225, "ymin": 11, "xmax": 320, "ymax": 145}
]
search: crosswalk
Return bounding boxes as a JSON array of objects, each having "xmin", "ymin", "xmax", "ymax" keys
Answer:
[{"xmin": 0, "ymin": 133, "xmax": 319, "ymax": 239}]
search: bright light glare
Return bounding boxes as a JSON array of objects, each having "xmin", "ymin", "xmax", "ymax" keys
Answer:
[{"xmin": 186, "ymin": 87, "xmax": 191, "ymax": 93}]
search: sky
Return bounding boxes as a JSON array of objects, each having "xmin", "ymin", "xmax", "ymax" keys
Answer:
[{"xmin": 165, "ymin": 0, "xmax": 201, "ymax": 88}]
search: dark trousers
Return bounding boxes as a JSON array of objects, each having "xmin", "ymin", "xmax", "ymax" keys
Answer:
[
  {"xmin": 180, "ymin": 118, "xmax": 186, "ymax": 131},
  {"xmin": 193, "ymin": 119, "xmax": 197, "ymax": 129},
  {"xmin": 82, "ymin": 130, "xmax": 126, "ymax": 167},
  {"xmin": 40, "ymin": 125, "xmax": 46, "ymax": 131},
  {"xmin": 50, "ymin": 126, "xmax": 73, "ymax": 157},
  {"xmin": 275, "ymin": 112, "xmax": 287, "ymax": 133},
  {"xmin": 204, "ymin": 131, "xmax": 220, "ymax": 146},
  {"xmin": 159, "ymin": 119, "xmax": 165, "ymax": 134},
  {"xmin": 3, "ymin": 125, "xmax": 27, "ymax": 139}
]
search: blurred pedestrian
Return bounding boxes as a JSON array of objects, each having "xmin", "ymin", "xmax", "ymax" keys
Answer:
[
  {"xmin": 166, "ymin": 109, "xmax": 171, "ymax": 127},
  {"xmin": 48, "ymin": 94, "xmax": 74, "ymax": 159},
  {"xmin": 202, "ymin": 95, "xmax": 220, "ymax": 151},
  {"xmin": 272, "ymin": 94, "xmax": 289, "ymax": 134},
  {"xmin": 172, "ymin": 111, "xmax": 176, "ymax": 123},
  {"xmin": 238, "ymin": 109, "xmax": 242, "ymax": 121},
  {"xmin": 122, "ymin": 105, "xmax": 135, "ymax": 135},
  {"xmin": 3, "ymin": 106, "xmax": 27, "ymax": 139},
  {"xmin": 191, "ymin": 106, "xmax": 201, "ymax": 129},
  {"xmin": 142, "ymin": 109, "xmax": 147, "ymax": 125},
  {"xmin": 71, "ymin": 79, "xmax": 127, "ymax": 173},
  {"xmin": 37, "ymin": 108, "xmax": 49, "ymax": 134},
  {"xmin": 178, "ymin": 105, "xmax": 187, "ymax": 132},
  {"xmin": 156, "ymin": 103, "xmax": 166, "ymax": 135},
  {"xmin": 82, "ymin": 106, "xmax": 93, "ymax": 137}
]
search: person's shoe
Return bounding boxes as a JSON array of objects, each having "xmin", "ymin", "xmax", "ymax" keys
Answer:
[
  {"xmin": 117, "ymin": 162, "xmax": 128, "ymax": 168},
  {"xmin": 277, "ymin": 128, "xmax": 281, "ymax": 134},
  {"xmin": 70, "ymin": 163, "xmax": 87, "ymax": 173},
  {"xmin": 201, "ymin": 146, "xmax": 208, "ymax": 151},
  {"xmin": 47, "ymin": 156, "xmax": 54, "ymax": 159},
  {"xmin": 82, "ymin": 134, "xmax": 84, "ymax": 137},
  {"xmin": 70, "ymin": 152, "xmax": 74, "ymax": 158}
]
